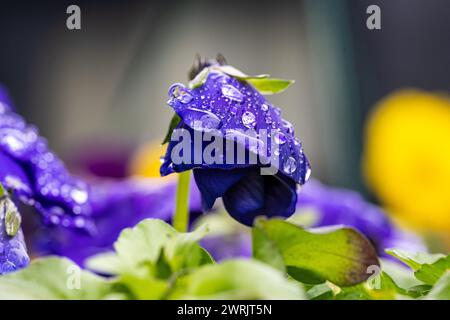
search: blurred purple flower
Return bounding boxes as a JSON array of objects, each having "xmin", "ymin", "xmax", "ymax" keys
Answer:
[
  {"xmin": 200, "ymin": 232, "xmax": 252, "ymax": 262},
  {"xmin": 0, "ymin": 91, "xmax": 93, "ymax": 232},
  {"xmin": 297, "ymin": 179, "xmax": 427, "ymax": 255},
  {"xmin": 34, "ymin": 178, "xmax": 203, "ymax": 265},
  {"xmin": 161, "ymin": 62, "xmax": 310, "ymax": 226},
  {"xmin": 0, "ymin": 85, "xmax": 204, "ymax": 266},
  {"xmin": 199, "ymin": 180, "xmax": 426, "ymax": 261}
]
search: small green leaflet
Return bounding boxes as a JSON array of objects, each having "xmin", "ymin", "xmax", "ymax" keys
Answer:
[
  {"xmin": 252, "ymin": 218, "xmax": 379, "ymax": 286},
  {"xmin": 86, "ymin": 219, "xmax": 213, "ymax": 278},
  {"xmin": 188, "ymin": 67, "xmax": 210, "ymax": 89},
  {"xmin": 247, "ymin": 78, "xmax": 295, "ymax": 95},
  {"xmin": 0, "ymin": 183, "xmax": 6, "ymax": 198},
  {"xmin": 385, "ymin": 249, "xmax": 445, "ymax": 271},
  {"xmin": 386, "ymin": 249, "xmax": 449, "ymax": 285}
]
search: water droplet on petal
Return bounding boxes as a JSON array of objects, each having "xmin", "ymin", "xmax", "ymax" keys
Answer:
[
  {"xmin": 242, "ymin": 111, "xmax": 256, "ymax": 128},
  {"xmin": 221, "ymin": 84, "xmax": 243, "ymax": 102},
  {"xmin": 167, "ymin": 83, "xmax": 193, "ymax": 105},
  {"xmin": 283, "ymin": 156, "xmax": 297, "ymax": 174},
  {"xmin": 183, "ymin": 108, "xmax": 222, "ymax": 131},
  {"xmin": 261, "ymin": 103, "xmax": 269, "ymax": 112},
  {"xmin": 274, "ymin": 131, "xmax": 287, "ymax": 145},
  {"xmin": 71, "ymin": 188, "xmax": 88, "ymax": 204},
  {"xmin": 305, "ymin": 167, "xmax": 312, "ymax": 182},
  {"xmin": 282, "ymin": 120, "xmax": 294, "ymax": 134}
]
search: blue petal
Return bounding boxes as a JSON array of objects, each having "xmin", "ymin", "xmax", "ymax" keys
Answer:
[
  {"xmin": 0, "ymin": 94, "xmax": 92, "ymax": 230},
  {"xmin": 193, "ymin": 167, "xmax": 251, "ymax": 210},
  {"xmin": 164, "ymin": 69, "xmax": 311, "ymax": 185},
  {"xmin": 221, "ymin": 169, "xmax": 297, "ymax": 226}
]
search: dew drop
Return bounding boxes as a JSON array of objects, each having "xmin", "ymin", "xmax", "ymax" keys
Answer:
[
  {"xmin": 71, "ymin": 188, "xmax": 88, "ymax": 204},
  {"xmin": 283, "ymin": 156, "xmax": 297, "ymax": 174},
  {"xmin": 305, "ymin": 167, "xmax": 312, "ymax": 182},
  {"xmin": 167, "ymin": 83, "xmax": 193, "ymax": 104},
  {"xmin": 183, "ymin": 108, "xmax": 222, "ymax": 131},
  {"xmin": 261, "ymin": 103, "xmax": 269, "ymax": 112},
  {"xmin": 241, "ymin": 111, "xmax": 256, "ymax": 128},
  {"xmin": 273, "ymin": 148, "xmax": 280, "ymax": 156},
  {"xmin": 221, "ymin": 84, "xmax": 243, "ymax": 102},
  {"xmin": 282, "ymin": 120, "xmax": 294, "ymax": 134},
  {"xmin": 274, "ymin": 131, "xmax": 287, "ymax": 145}
]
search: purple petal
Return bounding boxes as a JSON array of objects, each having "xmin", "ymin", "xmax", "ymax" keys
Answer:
[
  {"xmin": 222, "ymin": 169, "xmax": 297, "ymax": 226},
  {"xmin": 0, "ymin": 98, "xmax": 92, "ymax": 231},
  {"xmin": 35, "ymin": 177, "xmax": 203, "ymax": 265},
  {"xmin": 162, "ymin": 70, "xmax": 310, "ymax": 184}
]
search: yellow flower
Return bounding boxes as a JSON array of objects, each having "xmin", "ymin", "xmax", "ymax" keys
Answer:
[
  {"xmin": 363, "ymin": 90, "xmax": 450, "ymax": 232},
  {"xmin": 128, "ymin": 141, "xmax": 174, "ymax": 180}
]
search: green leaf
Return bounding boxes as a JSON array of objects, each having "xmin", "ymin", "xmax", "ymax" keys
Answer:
[
  {"xmin": 188, "ymin": 67, "xmax": 210, "ymax": 89},
  {"xmin": 88, "ymin": 219, "xmax": 213, "ymax": 278},
  {"xmin": 0, "ymin": 257, "xmax": 113, "ymax": 300},
  {"xmin": 85, "ymin": 252, "xmax": 123, "ymax": 275},
  {"xmin": 247, "ymin": 78, "xmax": 294, "ymax": 95},
  {"xmin": 386, "ymin": 249, "xmax": 449, "ymax": 285},
  {"xmin": 424, "ymin": 271, "xmax": 450, "ymax": 300},
  {"xmin": 380, "ymin": 258, "xmax": 423, "ymax": 290},
  {"xmin": 119, "ymin": 273, "xmax": 169, "ymax": 300},
  {"xmin": 415, "ymin": 255, "xmax": 450, "ymax": 285},
  {"xmin": 162, "ymin": 113, "xmax": 181, "ymax": 145},
  {"xmin": 170, "ymin": 259, "xmax": 305, "ymax": 300},
  {"xmin": 406, "ymin": 284, "xmax": 432, "ymax": 298},
  {"xmin": 253, "ymin": 219, "xmax": 379, "ymax": 286},
  {"xmin": 385, "ymin": 249, "xmax": 444, "ymax": 271},
  {"xmin": 212, "ymin": 65, "xmax": 269, "ymax": 80},
  {"xmin": 306, "ymin": 282, "xmax": 336, "ymax": 300},
  {"xmin": 113, "ymin": 219, "xmax": 177, "ymax": 276},
  {"xmin": 336, "ymin": 272, "xmax": 406, "ymax": 300}
]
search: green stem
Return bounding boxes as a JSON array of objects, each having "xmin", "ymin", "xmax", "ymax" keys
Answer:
[
  {"xmin": 0, "ymin": 183, "xmax": 6, "ymax": 198},
  {"xmin": 173, "ymin": 171, "xmax": 191, "ymax": 232}
]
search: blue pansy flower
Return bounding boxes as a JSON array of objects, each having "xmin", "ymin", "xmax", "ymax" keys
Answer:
[
  {"xmin": 160, "ymin": 59, "xmax": 311, "ymax": 226},
  {"xmin": 0, "ymin": 89, "xmax": 93, "ymax": 232},
  {"xmin": 0, "ymin": 188, "xmax": 30, "ymax": 274}
]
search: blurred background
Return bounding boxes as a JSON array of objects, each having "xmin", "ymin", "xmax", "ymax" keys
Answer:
[{"xmin": 1, "ymin": 0, "xmax": 449, "ymax": 243}]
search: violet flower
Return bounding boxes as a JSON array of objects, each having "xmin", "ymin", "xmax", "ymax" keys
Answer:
[
  {"xmin": 1, "ymin": 85, "xmax": 206, "ymax": 266},
  {"xmin": 160, "ymin": 60, "xmax": 311, "ymax": 226},
  {"xmin": 0, "ymin": 91, "xmax": 93, "ymax": 232},
  {"xmin": 35, "ymin": 178, "xmax": 203, "ymax": 265}
]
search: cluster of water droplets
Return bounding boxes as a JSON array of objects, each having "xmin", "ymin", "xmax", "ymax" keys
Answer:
[
  {"xmin": 165, "ymin": 69, "xmax": 311, "ymax": 183},
  {"xmin": 0, "ymin": 108, "xmax": 92, "ymax": 230}
]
